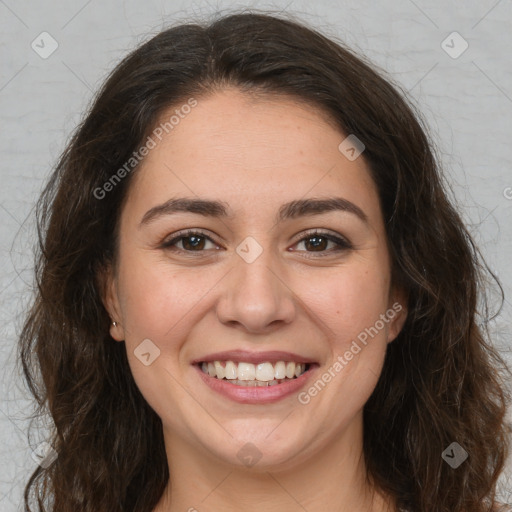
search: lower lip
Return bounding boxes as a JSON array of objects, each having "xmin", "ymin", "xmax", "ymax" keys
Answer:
[{"xmin": 194, "ymin": 364, "xmax": 318, "ymax": 404}]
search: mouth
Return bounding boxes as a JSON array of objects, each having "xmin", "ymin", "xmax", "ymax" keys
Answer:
[
  {"xmin": 198, "ymin": 360, "xmax": 312, "ymax": 386},
  {"xmin": 192, "ymin": 351, "xmax": 319, "ymax": 404}
]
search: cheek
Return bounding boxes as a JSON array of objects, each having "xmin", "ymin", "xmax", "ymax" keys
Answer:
[
  {"xmin": 115, "ymin": 255, "xmax": 207, "ymax": 417},
  {"xmin": 301, "ymin": 261, "xmax": 391, "ymax": 341},
  {"xmin": 293, "ymin": 264, "xmax": 392, "ymax": 433},
  {"xmin": 116, "ymin": 253, "xmax": 208, "ymax": 344}
]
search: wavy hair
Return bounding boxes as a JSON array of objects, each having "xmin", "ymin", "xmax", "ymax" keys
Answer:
[{"xmin": 19, "ymin": 10, "xmax": 511, "ymax": 512}]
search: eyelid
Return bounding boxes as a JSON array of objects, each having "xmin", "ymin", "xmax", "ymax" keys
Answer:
[
  {"xmin": 160, "ymin": 228, "xmax": 220, "ymax": 249},
  {"xmin": 160, "ymin": 228, "xmax": 353, "ymax": 254},
  {"xmin": 289, "ymin": 228, "xmax": 353, "ymax": 256},
  {"xmin": 291, "ymin": 228, "xmax": 351, "ymax": 246}
]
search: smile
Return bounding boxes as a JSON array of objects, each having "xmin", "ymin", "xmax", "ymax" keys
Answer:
[
  {"xmin": 200, "ymin": 360, "xmax": 309, "ymax": 386},
  {"xmin": 193, "ymin": 350, "xmax": 319, "ymax": 404}
]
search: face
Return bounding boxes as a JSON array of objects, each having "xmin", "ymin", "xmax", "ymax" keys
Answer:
[{"xmin": 104, "ymin": 88, "xmax": 406, "ymax": 471}]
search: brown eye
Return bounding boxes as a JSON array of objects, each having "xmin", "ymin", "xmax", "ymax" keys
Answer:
[
  {"xmin": 292, "ymin": 230, "xmax": 352, "ymax": 255},
  {"xmin": 303, "ymin": 234, "xmax": 329, "ymax": 251},
  {"xmin": 161, "ymin": 230, "xmax": 220, "ymax": 252},
  {"xmin": 180, "ymin": 234, "xmax": 207, "ymax": 250}
]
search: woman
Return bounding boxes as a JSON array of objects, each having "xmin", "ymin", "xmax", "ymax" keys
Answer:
[{"xmin": 19, "ymin": 11, "xmax": 511, "ymax": 512}]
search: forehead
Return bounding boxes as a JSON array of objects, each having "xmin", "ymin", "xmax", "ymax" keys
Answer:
[{"xmin": 122, "ymin": 89, "xmax": 382, "ymax": 227}]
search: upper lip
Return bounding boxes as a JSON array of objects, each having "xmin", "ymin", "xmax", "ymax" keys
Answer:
[{"xmin": 191, "ymin": 350, "xmax": 318, "ymax": 365}]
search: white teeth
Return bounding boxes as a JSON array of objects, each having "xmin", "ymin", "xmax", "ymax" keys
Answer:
[
  {"xmin": 256, "ymin": 362, "xmax": 275, "ymax": 381},
  {"xmin": 225, "ymin": 379, "xmax": 283, "ymax": 387},
  {"xmin": 224, "ymin": 361, "xmax": 237, "ymax": 380},
  {"xmin": 274, "ymin": 361, "xmax": 286, "ymax": 379},
  {"xmin": 214, "ymin": 361, "xmax": 225, "ymax": 379},
  {"xmin": 199, "ymin": 360, "xmax": 309, "ymax": 381},
  {"xmin": 238, "ymin": 362, "xmax": 255, "ymax": 381}
]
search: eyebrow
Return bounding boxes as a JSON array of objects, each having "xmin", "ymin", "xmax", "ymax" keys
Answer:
[{"xmin": 139, "ymin": 196, "xmax": 368, "ymax": 228}]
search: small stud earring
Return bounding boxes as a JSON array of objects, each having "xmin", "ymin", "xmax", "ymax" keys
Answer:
[{"xmin": 112, "ymin": 321, "xmax": 118, "ymax": 327}]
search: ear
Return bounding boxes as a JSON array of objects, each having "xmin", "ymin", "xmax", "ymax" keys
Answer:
[
  {"xmin": 96, "ymin": 262, "xmax": 125, "ymax": 342},
  {"xmin": 386, "ymin": 285, "xmax": 408, "ymax": 343}
]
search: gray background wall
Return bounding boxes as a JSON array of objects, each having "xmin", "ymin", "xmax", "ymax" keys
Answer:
[{"xmin": 1, "ymin": 0, "xmax": 511, "ymax": 509}]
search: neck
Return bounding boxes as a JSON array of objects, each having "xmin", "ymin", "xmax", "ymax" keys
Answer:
[{"xmin": 154, "ymin": 415, "xmax": 396, "ymax": 512}]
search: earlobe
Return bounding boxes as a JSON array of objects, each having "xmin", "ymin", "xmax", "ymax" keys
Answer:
[
  {"xmin": 109, "ymin": 320, "xmax": 124, "ymax": 342},
  {"xmin": 387, "ymin": 288, "xmax": 408, "ymax": 343},
  {"xmin": 96, "ymin": 262, "xmax": 125, "ymax": 342},
  {"xmin": 387, "ymin": 305, "xmax": 407, "ymax": 343}
]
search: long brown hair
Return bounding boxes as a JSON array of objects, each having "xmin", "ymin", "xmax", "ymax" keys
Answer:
[{"xmin": 19, "ymin": 10, "xmax": 511, "ymax": 512}]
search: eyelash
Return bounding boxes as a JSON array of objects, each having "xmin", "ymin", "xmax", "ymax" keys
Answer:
[{"xmin": 160, "ymin": 228, "xmax": 353, "ymax": 257}]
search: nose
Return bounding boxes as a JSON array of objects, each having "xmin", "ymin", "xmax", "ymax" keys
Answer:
[{"xmin": 215, "ymin": 244, "xmax": 296, "ymax": 333}]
